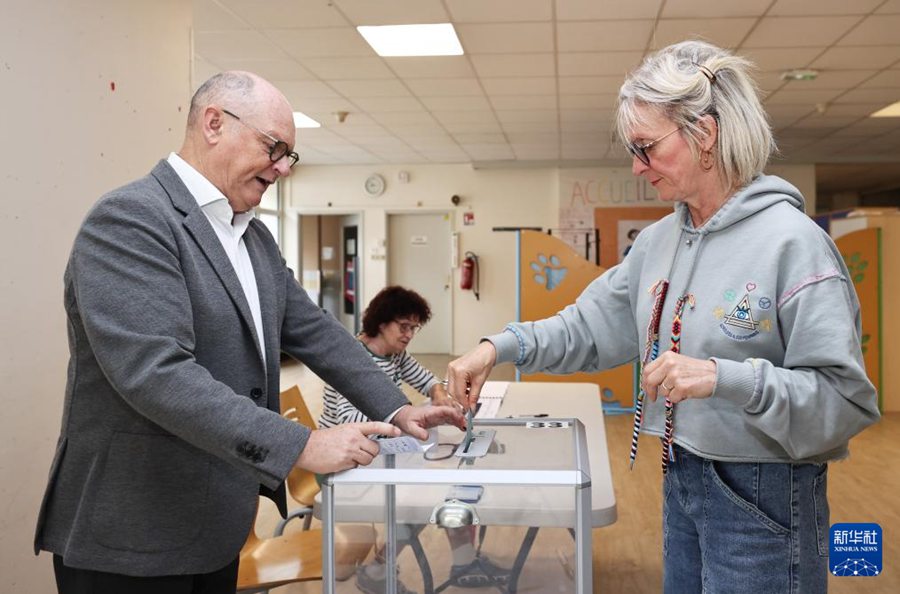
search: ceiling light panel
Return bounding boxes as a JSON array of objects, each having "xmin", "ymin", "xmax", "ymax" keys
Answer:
[{"xmin": 357, "ymin": 23, "xmax": 463, "ymax": 57}]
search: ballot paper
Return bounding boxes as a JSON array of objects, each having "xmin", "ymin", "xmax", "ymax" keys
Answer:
[
  {"xmin": 376, "ymin": 427, "xmax": 437, "ymax": 456},
  {"xmin": 474, "ymin": 381, "xmax": 508, "ymax": 419}
]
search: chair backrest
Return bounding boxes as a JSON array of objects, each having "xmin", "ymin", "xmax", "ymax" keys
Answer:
[{"xmin": 280, "ymin": 385, "xmax": 322, "ymax": 507}]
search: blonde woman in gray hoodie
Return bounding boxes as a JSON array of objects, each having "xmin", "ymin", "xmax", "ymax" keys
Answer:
[{"xmin": 447, "ymin": 40, "xmax": 879, "ymax": 594}]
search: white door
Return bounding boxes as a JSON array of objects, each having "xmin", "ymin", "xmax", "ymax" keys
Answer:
[{"xmin": 388, "ymin": 213, "xmax": 452, "ymax": 354}]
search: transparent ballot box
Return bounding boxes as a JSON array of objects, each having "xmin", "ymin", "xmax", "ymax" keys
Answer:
[{"xmin": 321, "ymin": 417, "xmax": 593, "ymax": 594}]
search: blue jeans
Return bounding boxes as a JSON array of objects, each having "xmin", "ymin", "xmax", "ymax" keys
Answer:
[{"xmin": 663, "ymin": 445, "xmax": 829, "ymax": 594}]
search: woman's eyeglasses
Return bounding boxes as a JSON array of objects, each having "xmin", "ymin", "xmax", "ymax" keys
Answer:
[
  {"xmin": 395, "ymin": 321, "xmax": 423, "ymax": 335},
  {"xmin": 626, "ymin": 126, "xmax": 682, "ymax": 167}
]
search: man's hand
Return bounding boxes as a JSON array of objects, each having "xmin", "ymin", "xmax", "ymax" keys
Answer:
[
  {"xmin": 446, "ymin": 341, "xmax": 497, "ymax": 411},
  {"xmin": 295, "ymin": 422, "xmax": 399, "ymax": 474},
  {"xmin": 393, "ymin": 403, "xmax": 466, "ymax": 437}
]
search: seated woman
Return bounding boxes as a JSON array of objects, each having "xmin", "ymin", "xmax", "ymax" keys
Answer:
[{"xmin": 319, "ymin": 285, "xmax": 510, "ymax": 594}]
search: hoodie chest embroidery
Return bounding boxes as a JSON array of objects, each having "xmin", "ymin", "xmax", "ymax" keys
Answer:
[{"xmin": 717, "ymin": 281, "xmax": 772, "ymax": 341}]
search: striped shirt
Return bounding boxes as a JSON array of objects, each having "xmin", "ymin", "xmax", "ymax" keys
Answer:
[{"xmin": 318, "ymin": 342, "xmax": 439, "ymax": 428}]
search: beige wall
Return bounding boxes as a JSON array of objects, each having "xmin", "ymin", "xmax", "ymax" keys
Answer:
[
  {"xmin": 290, "ymin": 165, "xmax": 559, "ymax": 354},
  {"xmin": 0, "ymin": 1, "xmax": 190, "ymax": 590},
  {"xmin": 288, "ymin": 164, "xmax": 817, "ymax": 355}
]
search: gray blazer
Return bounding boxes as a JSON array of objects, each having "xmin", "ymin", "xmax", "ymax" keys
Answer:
[{"xmin": 34, "ymin": 160, "xmax": 409, "ymax": 576}]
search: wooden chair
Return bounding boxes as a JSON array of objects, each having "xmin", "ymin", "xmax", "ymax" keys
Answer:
[
  {"xmin": 236, "ymin": 504, "xmax": 323, "ymax": 593},
  {"xmin": 276, "ymin": 385, "xmax": 376, "ymax": 581}
]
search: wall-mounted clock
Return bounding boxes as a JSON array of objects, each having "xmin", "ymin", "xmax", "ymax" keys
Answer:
[{"xmin": 364, "ymin": 173, "xmax": 386, "ymax": 197}]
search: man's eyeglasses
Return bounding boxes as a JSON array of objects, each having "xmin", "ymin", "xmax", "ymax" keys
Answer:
[
  {"xmin": 395, "ymin": 321, "xmax": 423, "ymax": 335},
  {"xmin": 222, "ymin": 109, "xmax": 300, "ymax": 168},
  {"xmin": 626, "ymin": 127, "xmax": 682, "ymax": 167}
]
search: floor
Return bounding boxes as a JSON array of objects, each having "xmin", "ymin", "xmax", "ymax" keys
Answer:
[{"xmin": 259, "ymin": 355, "xmax": 899, "ymax": 593}]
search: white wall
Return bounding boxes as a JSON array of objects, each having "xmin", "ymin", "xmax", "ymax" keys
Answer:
[{"xmin": 0, "ymin": 1, "xmax": 190, "ymax": 590}]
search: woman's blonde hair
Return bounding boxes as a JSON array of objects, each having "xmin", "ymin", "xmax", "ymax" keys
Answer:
[{"xmin": 616, "ymin": 40, "xmax": 776, "ymax": 190}]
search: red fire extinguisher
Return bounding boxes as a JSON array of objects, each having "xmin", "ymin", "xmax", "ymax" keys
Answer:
[{"xmin": 460, "ymin": 251, "xmax": 480, "ymax": 300}]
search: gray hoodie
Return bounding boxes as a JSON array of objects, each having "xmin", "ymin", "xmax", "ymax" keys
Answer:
[{"xmin": 490, "ymin": 175, "xmax": 879, "ymax": 464}]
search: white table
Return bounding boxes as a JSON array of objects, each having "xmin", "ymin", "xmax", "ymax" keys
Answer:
[{"xmin": 319, "ymin": 382, "xmax": 617, "ymax": 594}]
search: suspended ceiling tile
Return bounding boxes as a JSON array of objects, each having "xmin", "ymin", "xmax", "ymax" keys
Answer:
[
  {"xmin": 876, "ymin": 0, "xmax": 900, "ymax": 13},
  {"xmin": 791, "ymin": 115, "xmax": 861, "ymax": 128},
  {"xmin": 469, "ymin": 54, "xmax": 556, "ymax": 78},
  {"xmin": 405, "ymin": 78, "xmax": 484, "ymax": 97},
  {"xmin": 557, "ymin": 0, "xmax": 662, "ymax": 20},
  {"xmin": 860, "ymin": 69, "xmax": 900, "ymax": 88},
  {"xmin": 329, "ymin": 79, "xmax": 412, "ymax": 98},
  {"xmin": 301, "ymin": 57, "xmax": 396, "ymax": 79},
  {"xmin": 385, "ymin": 56, "xmax": 476, "ymax": 78},
  {"xmin": 507, "ymin": 132, "xmax": 560, "ymax": 145},
  {"xmin": 420, "ymin": 95, "xmax": 492, "ymax": 111},
  {"xmin": 512, "ymin": 145, "xmax": 562, "ymax": 160},
  {"xmin": 764, "ymin": 88, "xmax": 844, "ymax": 105},
  {"xmin": 370, "ymin": 111, "xmax": 439, "ymax": 125},
  {"xmin": 481, "ymin": 77, "xmax": 557, "ymax": 96},
  {"xmin": 334, "ymin": 0, "xmax": 449, "ymax": 25},
  {"xmin": 432, "ymin": 110, "xmax": 500, "ymax": 124},
  {"xmin": 557, "ymin": 21, "xmax": 655, "ymax": 52},
  {"xmin": 218, "ymin": 0, "xmax": 347, "ymax": 29},
  {"xmin": 461, "ymin": 144, "xmax": 516, "ymax": 160},
  {"xmin": 418, "ymin": 148, "xmax": 470, "ymax": 161},
  {"xmin": 491, "ymin": 96, "xmax": 558, "ymax": 110},
  {"xmin": 739, "ymin": 47, "xmax": 825, "ymax": 72},
  {"xmin": 456, "ymin": 23, "xmax": 554, "ymax": 53},
  {"xmin": 811, "ymin": 45, "xmax": 900, "ymax": 70},
  {"xmin": 266, "ymin": 28, "xmax": 373, "ymax": 59},
  {"xmin": 351, "ymin": 96, "xmax": 424, "ymax": 112},
  {"xmin": 557, "ymin": 52, "xmax": 644, "ymax": 77},
  {"xmin": 561, "ymin": 145, "xmax": 609, "ymax": 160},
  {"xmin": 743, "ymin": 16, "xmax": 863, "ymax": 48},
  {"xmin": 662, "ymin": 0, "xmax": 773, "ymax": 18},
  {"xmin": 495, "ymin": 109, "xmax": 559, "ymax": 123},
  {"xmin": 385, "ymin": 124, "xmax": 449, "ymax": 137},
  {"xmin": 779, "ymin": 70, "xmax": 878, "ymax": 90},
  {"xmin": 275, "ymin": 80, "xmax": 342, "ymax": 100},
  {"xmin": 769, "ymin": 0, "xmax": 884, "ymax": 16},
  {"xmin": 833, "ymin": 88, "xmax": 900, "ymax": 104},
  {"xmin": 559, "ymin": 76, "xmax": 624, "ymax": 95},
  {"xmin": 500, "ymin": 121, "xmax": 560, "ymax": 133},
  {"xmin": 452, "ymin": 133, "xmax": 508, "ymax": 144},
  {"xmin": 207, "ymin": 58, "xmax": 313, "ymax": 81},
  {"xmin": 649, "ymin": 18, "xmax": 756, "ymax": 50},
  {"xmin": 559, "ymin": 94, "xmax": 618, "ymax": 110},
  {"xmin": 447, "ymin": 0, "xmax": 552, "ymax": 22},
  {"xmin": 838, "ymin": 15, "xmax": 900, "ymax": 46},
  {"xmin": 561, "ymin": 119, "xmax": 615, "ymax": 133},
  {"xmin": 442, "ymin": 121, "xmax": 504, "ymax": 134}
]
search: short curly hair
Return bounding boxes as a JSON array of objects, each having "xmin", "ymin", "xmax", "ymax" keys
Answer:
[{"xmin": 361, "ymin": 286, "xmax": 432, "ymax": 338}]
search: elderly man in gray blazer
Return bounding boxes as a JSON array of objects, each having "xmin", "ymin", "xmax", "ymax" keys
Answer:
[{"xmin": 34, "ymin": 71, "xmax": 463, "ymax": 594}]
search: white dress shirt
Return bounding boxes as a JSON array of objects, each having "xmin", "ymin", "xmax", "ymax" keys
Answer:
[{"xmin": 167, "ymin": 153, "xmax": 266, "ymax": 365}]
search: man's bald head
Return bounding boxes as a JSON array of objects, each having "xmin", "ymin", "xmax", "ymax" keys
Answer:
[{"xmin": 187, "ymin": 71, "xmax": 292, "ymax": 128}]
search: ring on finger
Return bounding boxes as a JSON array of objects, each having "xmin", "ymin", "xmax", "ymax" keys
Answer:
[{"xmin": 662, "ymin": 382, "xmax": 673, "ymax": 391}]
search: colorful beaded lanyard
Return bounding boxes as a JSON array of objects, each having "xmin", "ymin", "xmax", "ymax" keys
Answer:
[{"xmin": 629, "ymin": 280, "xmax": 695, "ymax": 474}]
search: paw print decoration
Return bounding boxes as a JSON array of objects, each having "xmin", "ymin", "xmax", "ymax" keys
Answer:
[{"xmin": 530, "ymin": 253, "xmax": 568, "ymax": 290}]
